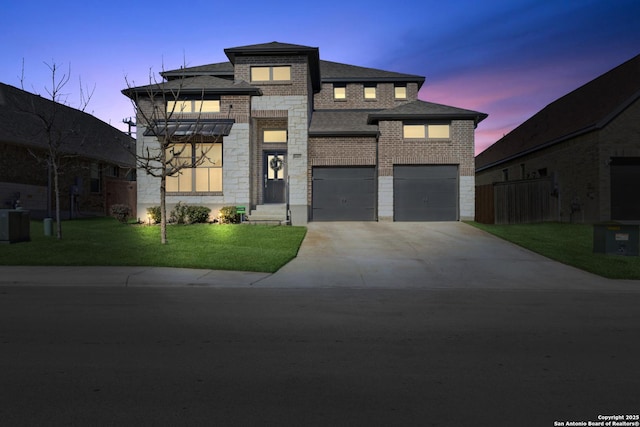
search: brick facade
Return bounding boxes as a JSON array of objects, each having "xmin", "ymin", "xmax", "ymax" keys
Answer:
[{"xmin": 0, "ymin": 141, "xmax": 132, "ymax": 218}]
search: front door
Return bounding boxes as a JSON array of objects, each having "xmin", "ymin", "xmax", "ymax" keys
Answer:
[{"xmin": 264, "ymin": 152, "xmax": 286, "ymax": 203}]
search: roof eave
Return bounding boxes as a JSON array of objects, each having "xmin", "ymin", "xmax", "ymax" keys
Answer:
[
  {"xmin": 323, "ymin": 76, "xmax": 425, "ymax": 85},
  {"xmin": 122, "ymin": 86, "xmax": 262, "ymax": 99},
  {"xmin": 368, "ymin": 112, "xmax": 488, "ymax": 125}
]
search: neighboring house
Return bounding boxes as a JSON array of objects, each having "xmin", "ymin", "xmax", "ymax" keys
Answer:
[
  {"xmin": 123, "ymin": 42, "xmax": 487, "ymax": 225},
  {"xmin": 0, "ymin": 82, "xmax": 136, "ymax": 219},
  {"xmin": 475, "ymin": 54, "xmax": 640, "ymax": 224}
]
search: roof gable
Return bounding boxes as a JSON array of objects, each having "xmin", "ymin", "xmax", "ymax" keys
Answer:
[{"xmin": 476, "ymin": 54, "xmax": 640, "ymax": 171}]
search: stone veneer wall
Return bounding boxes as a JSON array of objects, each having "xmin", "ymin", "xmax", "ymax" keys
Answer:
[
  {"xmin": 135, "ymin": 123, "xmax": 251, "ymax": 220},
  {"xmin": 252, "ymin": 96, "xmax": 309, "ymax": 225}
]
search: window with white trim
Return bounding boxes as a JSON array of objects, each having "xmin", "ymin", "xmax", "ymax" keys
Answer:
[{"xmin": 333, "ymin": 85, "xmax": 346, "ymax": 100}]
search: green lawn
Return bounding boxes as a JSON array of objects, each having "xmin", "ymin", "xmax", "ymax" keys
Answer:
[
  {"xmin": 0, "ymin": 217, "xmax": 307, "ymax": 273},
  {"xmin": 468, "ymin": 222, "xmax": 640, "ymax": 280}
]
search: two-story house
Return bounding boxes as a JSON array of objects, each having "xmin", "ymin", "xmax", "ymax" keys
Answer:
[{"xmin": 123, "ymin": 42, "xmax": 487, "ymax": 225}]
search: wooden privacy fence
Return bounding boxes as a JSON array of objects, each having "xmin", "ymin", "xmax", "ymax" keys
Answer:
[{"xmin": 476, "ymin": 177, "xmax": 557, "ymax": 224}]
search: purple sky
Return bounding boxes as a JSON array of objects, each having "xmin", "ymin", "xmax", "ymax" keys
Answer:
[{"xmin": 2, "ymin": 0, "xmax": 639, "ymax": 155}]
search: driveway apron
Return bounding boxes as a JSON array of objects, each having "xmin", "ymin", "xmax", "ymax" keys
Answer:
[{"xmin": 258, "ymin": 222, "xmax": 640, "ymax": 290}]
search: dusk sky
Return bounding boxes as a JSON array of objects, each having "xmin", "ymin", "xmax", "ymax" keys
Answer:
[{"xmin": 2, "ymin": 0, "xmax": 639, "ymax": 154}]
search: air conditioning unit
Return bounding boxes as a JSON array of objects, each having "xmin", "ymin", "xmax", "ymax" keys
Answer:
[{"xmin": 0, "ymin": 209, "xmax": 31, "ymax": 244}]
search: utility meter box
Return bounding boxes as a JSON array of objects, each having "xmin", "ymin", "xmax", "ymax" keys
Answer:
[{"xmin": 593, "ymin": 222, "xmax": 639, "ymax": 256}]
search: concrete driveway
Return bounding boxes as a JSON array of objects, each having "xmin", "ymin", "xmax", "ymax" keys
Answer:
[{"xmin": 258, "ymin": 221, "xmax": 640, "ymax": 290}]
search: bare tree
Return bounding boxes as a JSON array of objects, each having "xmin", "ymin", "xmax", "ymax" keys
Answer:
[
  {"xmin": 19, "ymin": 60, "xmax": 95, "ymax": 239},
  {"xmin": 123, "ymin": 64, "xmax": 225, "ymax": 244}
]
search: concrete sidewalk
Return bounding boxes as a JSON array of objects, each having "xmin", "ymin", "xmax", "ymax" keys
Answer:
[
  {"xmin": 0, "ymin": 266, "xmax": 269, "ymax": 287},
  {"xmin": 1, "ymin": 222, "xmax": 639, "ymax": 291}
]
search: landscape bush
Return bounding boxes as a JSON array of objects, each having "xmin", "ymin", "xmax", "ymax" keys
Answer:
[
  {"xmin": 170, "ymin": 201, "xmax": 189, "ymax": 224},
  {"xmin": 110, "ymin": 204, "xmax": 131, "ymax": 223},
  {"xmin": 146, "ymin": 206, "xmax": 162, "ymax": 224},
  {"xmin": 170, "ymin": 202, "xmax": 212, "ymax": 224},
  {"xmin": 186, "ymin": 205, "xmax": 211, "ymax": 224},
  {"xmin": 218, "ymin": 206, "xmax": 240, "ymax": 224},
  {"xmin": 147, "ymin": 203, "xmax": 211, "ymax": 224}
]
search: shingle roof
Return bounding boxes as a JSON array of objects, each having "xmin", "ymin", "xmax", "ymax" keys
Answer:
[
  {"xmin": 309, "ymin": 110, "xmax": 380, "ymax": 136},
  {"xmin": 224, "ymin": 41, "xmax": 320, "ymax": 63},
  {"xmin": 368, "ymin": 100, "xmax": 488, "ymax": 125},
  {"xmin": 0, "ymin": 83, "xmax": 135, "ymax": 167},
  {"xmin": 160, "ymin": 57, "xmax": 426, "ymax": 89},
  {"xmin": 476, "ymin": 54, "xmax": 640, "ymax": 171},
  {"xmin": 320, "ymin": 60, "xmax": 425, "ymax": 88},
  {"xmin": 122, "ymin": 75, "xmax": 262, "ymax": 97},
  {"xmin": 162, "ymin": 62, "xmax": 234, "ymax": 80}
]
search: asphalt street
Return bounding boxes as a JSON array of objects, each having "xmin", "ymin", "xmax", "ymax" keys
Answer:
[{"xmin": 1, "ymin": 286, "xmax": 639, "ymax": 427}]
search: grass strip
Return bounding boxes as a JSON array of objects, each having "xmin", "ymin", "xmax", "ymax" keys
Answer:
[
  {"xmin": 1, "ymin": 217, "xmax": 307, "ymax": 273},
  {"xmin": 467, "ymin": 222, "xmax": 640, "ymax": 280}
]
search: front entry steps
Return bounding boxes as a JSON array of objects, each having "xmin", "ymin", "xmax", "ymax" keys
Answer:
[{"xmin": 246, "ymin": 204, "xmax": 288, "ymax": 225}]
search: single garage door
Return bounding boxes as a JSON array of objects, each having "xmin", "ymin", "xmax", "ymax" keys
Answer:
[
  {"xmin": 394, "ymin": 165, "xmax": 458, "ymax": 221},
  {"xmin": 611, "ymin": 157, "xmax": 640, "ymax": 220},
  {"xmin": 312, "ymin": 167, "xmax": 376, "ymax": 221}
]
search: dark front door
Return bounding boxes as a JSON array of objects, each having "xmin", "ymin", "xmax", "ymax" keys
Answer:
[{"xmin": 264, "ymin": 152, "xmax": 286, "ymax": 203}]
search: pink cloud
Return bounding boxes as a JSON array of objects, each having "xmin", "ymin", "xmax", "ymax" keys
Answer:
[{"xmin": 420, "ymin": 60, "xmax": 598, "ymax": 155}]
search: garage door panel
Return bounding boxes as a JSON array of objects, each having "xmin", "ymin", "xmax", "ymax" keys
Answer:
[
  {"xmin": 312, "ymin": 167, "xmax": 376, "ymax": 221},
  {"xmin": 394, "ymin": 165, "xmax": 458, "ymax": 221}
]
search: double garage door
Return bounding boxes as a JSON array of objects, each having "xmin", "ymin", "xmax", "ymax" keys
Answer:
[{"xmin": 312, "ymin": 165, "xmax": 458, "ymax": 221}]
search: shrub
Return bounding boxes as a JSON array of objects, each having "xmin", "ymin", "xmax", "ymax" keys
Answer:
[
  {"xmin": 110, "ymin": 204, "xmax": 131, "ymax": 223},
  {"xmin": 218, "ymin": 206, "xmax": 240, "ymax": 224},
  {"xmin": 187, "ymin": 205, "xmax": 211, "ymax": 224},
  {"xmin": 147, "ymin": 206, "xmax": 162, "ymax": 224},
  {"xmin": 170, "ymin": 201, "xmax": 189, "ymax": 224}
]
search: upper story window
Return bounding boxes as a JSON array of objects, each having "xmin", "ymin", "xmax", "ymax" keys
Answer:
[
  {"xmin": 250, "ymin": 66, "xmax": 291, "ymax": 82},
  {"xmin": 403, "ymin": 123, "xmax": 451, "ymax": 139},
  {"xmin": 333, "ymin": 85, "xmax": 346, "ymax": 100},
  {"xmin": 364, "ymin": 85, "xmax": 377, "ymax": 100},
  {"xmin": 167, "ymin": 100, "xmax": 220, "ymax": 113},
  {"xmin": 394, "ymin": 85, "xmax": 407, "ymax": 99},
  {"xmin": 264, "ymin": 130, "xmax": 287, "ymax": 143}
]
